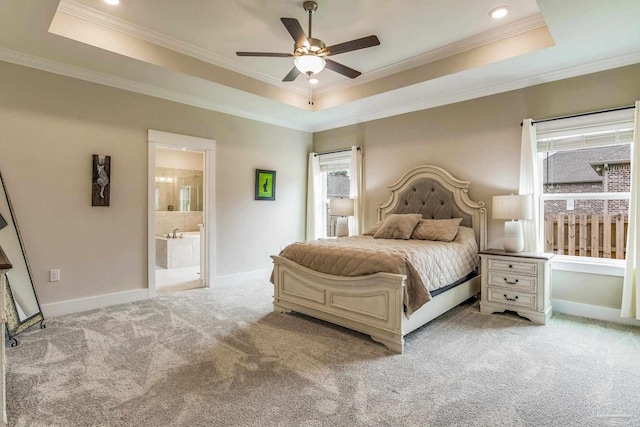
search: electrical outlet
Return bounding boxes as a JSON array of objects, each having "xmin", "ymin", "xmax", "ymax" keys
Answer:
[{"xmin": 49, "ymin": 269, "xmax": 60, "ymax": 282}]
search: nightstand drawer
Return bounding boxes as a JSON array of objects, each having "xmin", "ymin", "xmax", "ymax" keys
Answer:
[
  {"xmin": 487, "ymin": 271, "xmax": 537, "ymax": 292},
  {"xmin": 487, "ymin": 259, "xmax": 537, "ymax": 275},
  {"xmin": 487, "ymin": 288, "xmax": 537, "ymax": 311}
]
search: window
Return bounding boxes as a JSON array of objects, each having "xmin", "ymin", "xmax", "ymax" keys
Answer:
[
  {"xmin": 536, "ymin": 109, "xmax": 634, "ymax": 259},
  {"xmin": 179, "ymin": 185, "xmax": 191, "ymax": 212},
  {"xmin": 318, "ymin": 152, "xmax": 352, "ymax": 237},
  {"xmin": 307, "ymin": 148, "xmax": 362, "ymax": 240}
]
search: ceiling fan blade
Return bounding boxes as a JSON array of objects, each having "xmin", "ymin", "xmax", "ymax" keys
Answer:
[
  {"xmin": 322, "ymin": 35, "xmax": 380, "ymax": 56},
  {"xmin": 324, "ymin": 59, "xmax": 361, "ymax": 79},
  {"xmin": 281, "ymin": 18, "xmax": 307, "ymax": 47},
  {"xmin": 236, "ymin": 52, "xmax": 293, "ymax": 57},
  {"xmin": 283, "ymin": 67, "xmax": 302, "ymax": 82}
]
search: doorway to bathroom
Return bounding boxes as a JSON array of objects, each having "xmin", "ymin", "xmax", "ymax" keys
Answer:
[
  {"xmin": 147, "ymin": 130, "xmax": 216, "ymax": 297},
  {"xmin": 155, "ymin": 146, "xmax": 204, "ymax": 293}
]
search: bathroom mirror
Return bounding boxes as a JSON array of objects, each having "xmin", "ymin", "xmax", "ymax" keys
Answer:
[
  {"xmin": 0, "ymin": 171, "xmax": 44, "ymax": 344},
  {"xmin": 155, "ymin": 167, "xmax": 203, "ymax": 212}
]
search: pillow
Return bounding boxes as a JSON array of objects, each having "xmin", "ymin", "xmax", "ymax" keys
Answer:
[
  {"xmin": 362, "ymin": 221, "xmax": 383, "ymax": 236},
  {"xmin": 410, "ymin": 218, "xmax": 463, "ymax": 242},
  {"xmin": 373, "ymin": 214, "xmax": 422, "ymax": 239}
]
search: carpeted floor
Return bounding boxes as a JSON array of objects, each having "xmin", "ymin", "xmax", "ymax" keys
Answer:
[{"xmin": 5, "ymin": 279, "xmax": 640, "ymax": 426}]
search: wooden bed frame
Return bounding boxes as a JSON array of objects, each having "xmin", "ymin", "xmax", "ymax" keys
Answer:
[{"xmin": 271, "ymin": 165, "xmax": 487, "ymax": 353}]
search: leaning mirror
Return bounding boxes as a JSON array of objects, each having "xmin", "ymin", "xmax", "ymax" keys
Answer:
[{"xmin": 0, "ymin": 171, "xmax": 44, "ymax": 345}]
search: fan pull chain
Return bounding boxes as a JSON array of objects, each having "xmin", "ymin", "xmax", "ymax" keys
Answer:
[{"xmin": 308, "ymin": 82, "xmax": 314, "ymax": 106}]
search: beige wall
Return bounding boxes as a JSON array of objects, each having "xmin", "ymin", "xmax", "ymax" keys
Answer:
[
  {"xmin": 0, "ymin": 61, "xmax": 311, "ymax": 307},
  {"xmin": 2, "ymin": 57, "xmax": 638, "ymax": 314},
  {"xmin": 156, "ymin": 149, "xmax": 203, "ymax": 171},
  {"xmin": 314, "ymin": 63, "xmax": 640, "ymax": 310}
]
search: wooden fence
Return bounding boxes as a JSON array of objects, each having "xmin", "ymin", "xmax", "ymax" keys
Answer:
[{"xmin": 544, "ymin": 214, "xmax": 628, "ymax": 258}]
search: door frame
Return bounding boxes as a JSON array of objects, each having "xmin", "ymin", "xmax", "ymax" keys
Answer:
[{"xmin": 147, "ymin": 130, "xmax": 216, "ymax": 298}]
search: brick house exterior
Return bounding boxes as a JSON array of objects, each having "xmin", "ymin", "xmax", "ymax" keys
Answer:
[{"xmin": 543, "ymin": 145, "xmax": 630, "ymax": 216}]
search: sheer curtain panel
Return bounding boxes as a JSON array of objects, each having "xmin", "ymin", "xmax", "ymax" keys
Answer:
[
  {"xmin": 306, "ymin": 153, "xmax": 322, "ymax": 240},
  {"xmin": 519, "ymin": 119, "xmax": 542, "ymax": 253},
  {"xmin": 349, "ymin": 146, "xmax": 363, "ymax": 235},
  {"xmin": 622, "ymin": 101, "xmax": 640, "ymax": 320}
]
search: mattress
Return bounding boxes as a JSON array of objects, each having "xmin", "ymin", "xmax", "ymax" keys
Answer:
[{"xmin": 276, "ymin": 226, "xmax": 479, "ymax": 315}]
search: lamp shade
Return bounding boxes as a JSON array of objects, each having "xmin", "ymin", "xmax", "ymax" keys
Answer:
[
  {"xmin": 492, "ymin": 194, "xmax": 531, "ymax": 220},
  {"xmin": 329, "ymin": 198, "xmax": 354, "ymax": 216},
  {"xmin": 294, "ymin": 55, "xmax": 326, "ymax": 75}
]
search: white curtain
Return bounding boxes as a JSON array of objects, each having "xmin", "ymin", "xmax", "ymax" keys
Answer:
[
  {"xmin": 519, "ymin": 119, "xmax": 542, "ymax": 253},
  {"xmin": 349, "ymin": 147, "xmax": 363, "ymax": 235},
  {"xmin": 622, "ymin": 101, "xmax": 640, "ymax": 319},
  {"xmin": 306, "ymin": 153, "xmax": 322, "ymax": 241}
]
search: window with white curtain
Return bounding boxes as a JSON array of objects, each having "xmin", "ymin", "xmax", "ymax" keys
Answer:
[
  {"xmin": 536, "ymin": 109, "xmax": 635, "ymax": 259},
  {"xmin": 179, "ymin": 186, "xmax": 191, "ymax": 212},
  {"xmin": 317, "ymin": 151, "xmax": 352, "ymax": 237}
]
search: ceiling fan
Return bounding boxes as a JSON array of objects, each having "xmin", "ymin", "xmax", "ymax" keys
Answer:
[{"xmin": 236, "ymin": 1, "xmax": 380, "ymax": 82}]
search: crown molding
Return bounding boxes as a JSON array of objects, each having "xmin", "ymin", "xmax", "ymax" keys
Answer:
[
  {"xmin": 310, "ymin": 50, "xmax": 640, "ymax": 132},
  {"xmin": 314, "ymin": 14, "xmax": 548, "ymax": 97},
  {"xmin": 0, "ymin": 47, "xmax": 313, "ymax": 132},
  {"xmin": 58, "ymin": 0, "xmax": 545, "ymax": 99},
  {"xmin": 1, "ymin": 37, "xmax": 638, "ymax": 135},
  {"xmin": 57, "ymin": 0, "xmax": 308, "ymax": 96}
]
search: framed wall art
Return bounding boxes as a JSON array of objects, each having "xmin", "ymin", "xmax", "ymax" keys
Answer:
[
  {"xmin": 92, "ymin": 154, "xmax": 111, "ymax": 206},
  {"xmin": 255, "ymin": 169, "xmax": 276, "ymax": 201}
]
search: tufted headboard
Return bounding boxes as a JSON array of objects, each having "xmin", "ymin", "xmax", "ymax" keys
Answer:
[{"xmin": 377, "ymin": 165, "xmax": 487, "ymax": 250}]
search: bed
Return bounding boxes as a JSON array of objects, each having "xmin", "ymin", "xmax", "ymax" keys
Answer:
[{"xmin": 271, "ymin": 165, "xmax": 487, "ymax": 353}]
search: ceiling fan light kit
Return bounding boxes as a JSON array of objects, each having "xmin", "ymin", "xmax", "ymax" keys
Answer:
[
  {"xmin": 236, "ymin": 1, "xmax": 380, "ymax": 82},
  {"xmin": 294, "ymin": 55, "xmax": 326, "ymax": 75}
]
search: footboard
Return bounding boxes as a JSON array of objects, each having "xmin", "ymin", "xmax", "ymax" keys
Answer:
[{"xmin": 271, "ymin": 255, "xmax": 407, "ymax": 353}]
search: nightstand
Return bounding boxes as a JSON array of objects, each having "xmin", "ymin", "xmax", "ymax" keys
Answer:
[{"xmin": 479, "ymin": 249, "xmax": 554, "ymax": 325}]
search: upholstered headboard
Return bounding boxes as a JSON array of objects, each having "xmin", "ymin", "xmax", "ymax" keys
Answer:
[{"xmin": 377, "ymin": 165, "xmax": 487, "ymax": 249}]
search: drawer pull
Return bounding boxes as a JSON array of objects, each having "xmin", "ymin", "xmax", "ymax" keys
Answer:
[
  {"xmin": 504, "ymin": 278, "xmax": 519, "ymax": 285},
  {"xmin": 504, "ymin": 294, "xmax": 519, "ymax": 302}
]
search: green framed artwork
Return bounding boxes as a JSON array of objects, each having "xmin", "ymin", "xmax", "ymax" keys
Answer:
[{"xmin": 255, "ymin": 169, "xmax": 276, "ymax": 201}]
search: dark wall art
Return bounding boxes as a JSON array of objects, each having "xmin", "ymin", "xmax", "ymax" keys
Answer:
[
  {"xmin": 92, "ymin": 154, "xmax": 111, "ymax": 206},
  {"xmin": 255, "ymin": 169, "xmax": 276, "ymax": 201}
]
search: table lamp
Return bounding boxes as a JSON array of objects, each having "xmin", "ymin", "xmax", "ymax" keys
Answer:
[
  {"xmin": 492, "ymin": 194, "xmax": 531, "ymax": 252},
  {"xmin": 329, "ymin": 198, "xmax": 354, "ymax": 237}
]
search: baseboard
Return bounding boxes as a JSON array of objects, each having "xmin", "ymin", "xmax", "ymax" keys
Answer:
[
  {"xmin": 39, "ymin": 269, "xmax": 272, "ymax": 318},
  {"xmin": 552, "ymin": 299, "xmax": 640, "ymax": 327},
  {"xmin": 41, "ymin": 288, "xmax": 150, "ymax": 318},
  {"xmin": 215, "ymin": 268, "xmax": 272, "ymax": 286}
]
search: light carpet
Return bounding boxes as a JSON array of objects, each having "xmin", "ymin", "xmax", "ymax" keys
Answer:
[{"xmin": 6, "ymin": 279, "xmax": 640, "ymax": 427}]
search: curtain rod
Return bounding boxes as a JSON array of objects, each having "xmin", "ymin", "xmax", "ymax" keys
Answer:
[
  {"xmin": 521, "ymin": 105, "xmax": 635, "ymax": 126},
  {"xmin": 313, "ymin": 147, "xmax": 361, "ymax": 157}
]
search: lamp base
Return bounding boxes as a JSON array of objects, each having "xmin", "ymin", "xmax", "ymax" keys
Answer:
[
  {"xmin": 503, "ymin": 220, "xmax": 524, "ymax": 252},
  {"xmin": 336, "ymin": 217, "xmax": 349, "ymax": 237}
]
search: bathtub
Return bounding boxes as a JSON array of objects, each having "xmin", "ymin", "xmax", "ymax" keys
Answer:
[{"xmin": 156, "ymin": 231, "xmax": 201, "ymax": 269}]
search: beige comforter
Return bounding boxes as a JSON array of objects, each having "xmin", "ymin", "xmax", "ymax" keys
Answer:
[{"xmin": 276, "ymin": 227, "xmax": 479, "ymax": 315}]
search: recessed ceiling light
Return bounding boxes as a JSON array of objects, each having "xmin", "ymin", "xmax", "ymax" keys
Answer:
[
  {"xmin": 104, "ymin": 0, "xmax": 120, "ymax": 5},
  {"xmin": 489, "ymin": 6, "xmax": 509, "ymax": 19}
]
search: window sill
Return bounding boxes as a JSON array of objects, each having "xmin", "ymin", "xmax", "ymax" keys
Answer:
[{"xmin": 551, "ymin": 255, "xmax": 625, "ymax": 277}]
